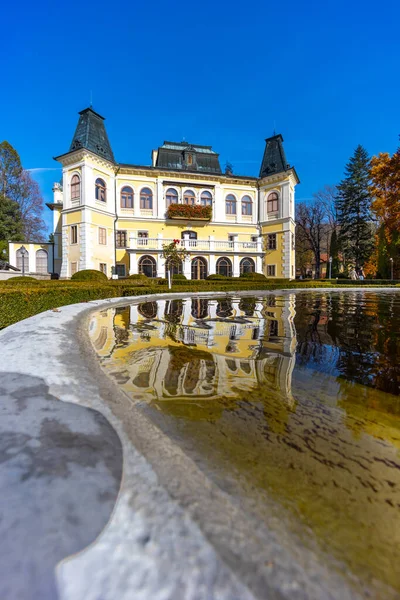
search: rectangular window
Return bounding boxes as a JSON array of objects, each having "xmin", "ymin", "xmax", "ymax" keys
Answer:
[
  {"xmin": 99, "ymin": 263, "xmax": 107, "ymax": 275},
  {"xmin": 71, "ymin": 225, "xmax": 78, "ymax": 244},
  {"xmin": 116, "ymin": 230, "xmax": 127, "ymax": 248},
  {"xmin": 267, "ymin": 265, "xmax": 276, "ymax": 277},
  {"xmin": 70, "ymin": 261, "xmax": 78, "ymax": 275},
  {"xmin": 99, "ymin": 227, "xmax": 107, "ymax": 245},
  {"xmin": 116, "ymin": 263, "xmax": 126, "ymax": 277},
  {"xmin": 267, "ymin": 234, "xmax": 277, "ymax": 250}
]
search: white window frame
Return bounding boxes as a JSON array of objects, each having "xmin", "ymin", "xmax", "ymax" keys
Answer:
[{"xmin": 99, "ymin": 227, "xmax": 107, "ymax": 245}]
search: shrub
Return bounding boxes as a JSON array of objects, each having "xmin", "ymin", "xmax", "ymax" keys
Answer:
[
  {"xmin": 206, "ymin": 274, "xmax": 228, "ymax": 280},
  {"xmin": 6, "ymin": 276, "xmax": 42, "ymax": 284},
  {"xmin": 71, "ymin": 269, "xmax": 108, "ymax": 282},
  {"xmin": 172, "ymin": 274, "xmax": 187, "ymax": 281},
  {"xmin": 240, "ymin": 272, "xmax": 267, "ymax": 280},
  {"xmin": 127, "ymin": 273, "xmax": 148, "ymax": 280}
]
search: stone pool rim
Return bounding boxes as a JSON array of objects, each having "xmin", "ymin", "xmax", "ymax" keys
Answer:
[{"xmin": 2, "ymin": 287, "xmax": 400, "ymax": 600}]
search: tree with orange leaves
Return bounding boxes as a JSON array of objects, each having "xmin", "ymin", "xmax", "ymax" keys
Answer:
[{"xmin": 370, "ymin": 143, "xmax": 400, "ymax": 277}]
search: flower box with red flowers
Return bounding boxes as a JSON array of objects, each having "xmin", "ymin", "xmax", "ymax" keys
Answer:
[{"xmin": 166, "ymin": 203, "xmax": 212, "ymax": 221}]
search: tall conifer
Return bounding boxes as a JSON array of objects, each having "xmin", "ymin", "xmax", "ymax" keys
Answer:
[{"xmin": 336, "ymin": 145, "xmax": 374, "ymax": 267}]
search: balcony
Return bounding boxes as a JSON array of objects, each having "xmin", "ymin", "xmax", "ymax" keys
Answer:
[{"xmin": 129, "ymin": 237, "xmax": 261, "ymax": 253}]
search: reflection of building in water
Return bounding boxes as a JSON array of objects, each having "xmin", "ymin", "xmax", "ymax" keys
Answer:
[{"xmin": 89, "ymin": 295, "xmax": 297, "ymax": 403}]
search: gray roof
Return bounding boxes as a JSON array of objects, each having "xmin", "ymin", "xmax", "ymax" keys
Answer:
[
  {"xmin": 259, "ymin": 134, "xmax": 290, "ymax": 178},
  {"xmin": 155, "ymin": 141, "xmax": 221, "ymax": 174},
  {"xmin": 69, "ymin": 108, "xmax": 115, "ymax": 163}
]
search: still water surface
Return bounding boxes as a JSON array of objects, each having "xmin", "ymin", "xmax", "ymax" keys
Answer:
[{"xmin": 89, "ymin": 291, "xmax": 400, "ymax": 597}]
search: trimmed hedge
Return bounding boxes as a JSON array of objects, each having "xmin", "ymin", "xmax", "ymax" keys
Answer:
[
  {"xmin": 6, "ymin": 276, "xmax": 43, "ymax": 284},
  {"xmin": 127, "ymin": 273, "xmax": 148, "ymax": 280},
  {"xmin": 71, "ymin": 269, "xmax": 108, "ymax": 282}
]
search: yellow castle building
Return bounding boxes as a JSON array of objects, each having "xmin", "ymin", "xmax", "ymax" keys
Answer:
[{"xmin": 9, "ymin": 107, "xmax": 299, "ymax": 279}]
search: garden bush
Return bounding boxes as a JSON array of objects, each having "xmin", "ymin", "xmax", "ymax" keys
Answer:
[
  {"xmin": 206, "ymin": 274, "xmax": 228, "ymax": 280},
  {"xmin": 172, "ymin": 274, "xmax": 187, "ymax": 280},
  {"xmin": 127, "ymin": 273, "xmax": 148, "ymax": 280},
  {"xmin": 71, "ymin": 269, "xmax": 108, "ymax": 282}
]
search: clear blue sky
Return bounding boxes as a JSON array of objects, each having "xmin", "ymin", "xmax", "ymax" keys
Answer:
[{"xmin": 1, "ymin": 0, "xmax": 399, "ymax": 234}]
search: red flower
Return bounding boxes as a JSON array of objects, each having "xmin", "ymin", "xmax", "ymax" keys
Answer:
[{"xmin": 173, "ymin": 239, "xmax": 180, "ymax": 244}]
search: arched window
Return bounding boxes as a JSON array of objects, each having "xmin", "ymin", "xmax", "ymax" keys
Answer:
[
  {"xmin": 166, "ymin": 188, "xmax": 178, "ymax": 206},
  {"xmin": 191, "ymin": 256, "xmax": 207, "ymax": 280},
  {"xmin": 216, "ymin": 257, "xmax": 232, "ymax": 277},
  {"xmin": 240, "ymin": 257, "xmax": 255, "ymax": 275},
  {"xmin": 241, "ymin": 195, "xmax": 252, "ymax": 216},
  {"xmin": 165, "ymin": 257, "xmax": 183, "ymax": 277},
  {"xmin": 71, "ymin": 174, "xmax": 80, "ymax": 200},
  {"xmin": 138, "ymin": 301, "xmax": 158, "ymax": 319},
  {"xmin": 225, "ymin": 194, "xmax": 236, "ymax": 215},
  {"xmin": 138, "ymin": 255, "xmax": 157, "ymax": 277},
  {"xmin": 16, "ymin": 248, "xmax": 29, "ymax": 272},
  {"xmin": 200, "ymin": 191, "xmax": 212, "ymax": 206},
  {"xmin": 36, "ymin": 249, "xmax": 48, "ymax": 273},
  {"xmin": 95, "ymin": 178, "xmax": 106, "ymax": 202},
  {"xmin": 121, "ymin": 186, "xmax": 133, "ymax": 209},
  {"xmin": 183, "ymin": 189, "xmax": 196, "ymax": 205},
  {"xmin": 140, "ymin": 188, "xmax": 153, "ymax": 210},
  {"xmin": 267, "ymin": 192, "xmax": 279, "ymax": 213}
]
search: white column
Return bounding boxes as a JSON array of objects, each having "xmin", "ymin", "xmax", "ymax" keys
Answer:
[
  {"xmin": 81, "ymin": 164, "xmax": 93, "ymax": 208},
  {"xmin": 28, "ymin": 244, "xmax": 35, "ymax": 273},
  {"xmin": 183, "ymin": 256, "xmax": 191, "ymax": 279},
  {"xmin": 129, "ymin": 252, "xmax": 138, "ymax": 275},
  {"xmin": 233, "ymin": 255, "xmax": 240, "ymax": 277},
  {"xmin": 209, "ymin": 235, "xmax": 215, "ymax": 251},
  {"xmin": 157, "ymin": 178, "xmax": 163, "ymax": 218},
  {"xmin": 256, "ymin": 255, "xmax": 262, "ymax": 274},
  {"xmin": 60, "ymin": 221, "xmax": 69, "ymax": 279},
  {"xmin": 214, "ymin": 184, "xmax": 224, "ymax": 221},
  {"xmin": 157, "ymin": 254, "xmax": 165, "ymax": 278},
  {"xmin": 209, "ymin": 254, "xmax": 216, "ymax": 275}
]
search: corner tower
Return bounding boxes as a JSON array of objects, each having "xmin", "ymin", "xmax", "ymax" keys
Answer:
[
  {"xmin": 55, "ymin": 107, "xmax": 117, "ymax": 279},
  {"xmin": 258, "ymin": 134, "xmax": 299, "ymax": 280}
]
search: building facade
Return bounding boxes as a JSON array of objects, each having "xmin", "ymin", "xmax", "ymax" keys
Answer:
[{"xmin": 9, "ymin": 108, "xmax": 299, "ymax": 279}]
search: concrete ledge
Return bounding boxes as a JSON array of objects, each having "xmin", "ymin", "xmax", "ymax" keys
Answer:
[{"xmin": 2, "ymin": 289, "xmax": 394, "ymax": 599}]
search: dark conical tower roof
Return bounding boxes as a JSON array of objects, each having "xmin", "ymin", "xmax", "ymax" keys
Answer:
[
  {"xmin": 69, "ymin": 108, "xmax": 115, "ymax": 162},
  {"xmin": 259, "ymin": 134, "xmax": 290, "ymax": 178}
]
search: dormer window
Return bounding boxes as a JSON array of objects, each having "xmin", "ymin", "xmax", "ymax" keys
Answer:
[
  {"xmin": 95, "ymin": 178, "xmax": 106, "ymax": 202},
  {"xmin": 187, "ymin": 154, "xmax": 193, "ymax": 165}
]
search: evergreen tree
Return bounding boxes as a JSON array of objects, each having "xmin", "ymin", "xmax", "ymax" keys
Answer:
[
  {"xmin": 0, "ymin": 141, "xmax": 24, "ymax": 242},
  {"xmin": 329, "ymin": 229, "xmax": 340, "ymax": 276},
  {"xmin": 336, "ymin": 145, "xmax": 374, "ymax": 267}
]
